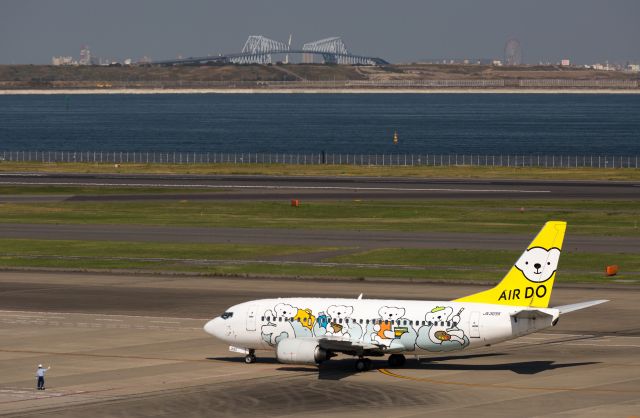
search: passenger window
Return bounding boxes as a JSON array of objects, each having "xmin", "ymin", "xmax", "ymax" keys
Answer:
[
  {"xmin": 366, "ymin": 319, "xmax": 370, "ymax": 324},
  {"xmin": 359, "ymin": 319, "xmax": 363, "ymax": 324},
  {"xmin": 261, "ymin": 316, "xmax": 264, "ymax": 321},
  {"xmin": 278, "ymin": 317, "xmax": 282, "ymax": 322}
]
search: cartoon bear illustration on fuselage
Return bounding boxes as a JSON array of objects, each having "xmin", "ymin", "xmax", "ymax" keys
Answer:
[
  {"xmin": 274, "ymin": 303, "xmax": 298, "ymax": 319},
  {"xmin": 424, "ymin": 306, "xmax": 465, "ymax": 345},
  {"xmin": 261, "ymin": 303, "xmax": 299, "ymax": 346},
  {"xmin": 372, "ymin": 306, "xmax": 406, "ymax": 347},
  {"xmin": 324, "ymin": 305, "xmax": 354, "ymax": 338},
  {"xmin": 515, "ymin": 246, "xmax": 561, "ymax": 283},
  {"xmin": 294, "ymin": 308, "xmax": 315, "ymax": 330}
]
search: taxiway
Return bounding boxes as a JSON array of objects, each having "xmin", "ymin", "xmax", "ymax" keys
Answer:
[{"xmin": 0, "ymin": 272, "xmax": 637, "ymax": 417}]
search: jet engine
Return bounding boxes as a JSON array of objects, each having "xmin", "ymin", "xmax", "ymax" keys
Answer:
[{"xmin": 276, "ymin": 339, "xmax": 331, "ymax": 365}]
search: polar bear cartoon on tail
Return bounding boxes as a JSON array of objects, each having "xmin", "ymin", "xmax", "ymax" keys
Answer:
[{"xmin": 515, "ymin": 246, "xmax": 561, "ymax": 283}]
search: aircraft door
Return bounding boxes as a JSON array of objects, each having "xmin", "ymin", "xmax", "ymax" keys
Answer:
[
  {"xmin": 246, "ymin": 305, "xmax": 258, "ymax": 331},
  {"xmin": 469, "ymin": 311, "xmax": 481, "ymax": 338}
]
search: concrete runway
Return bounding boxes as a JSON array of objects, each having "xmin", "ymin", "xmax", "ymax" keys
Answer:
[
  {"xmin": 0, "ymin": 272, "xmax": 638, "ymax": 417},
  {"xmin": 0, "ymin": 223, "xmax": 637, "ymax": 254},
  {"xmin": 1, "ymin": 173, "xmax": 639, "ymax": 200}
]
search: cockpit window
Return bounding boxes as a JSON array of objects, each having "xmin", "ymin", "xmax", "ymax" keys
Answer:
[{"xmin": 221, "ymin": 312, "xmax": 234, "ymax": 319}]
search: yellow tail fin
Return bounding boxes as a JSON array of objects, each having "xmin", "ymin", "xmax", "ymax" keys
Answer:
[{"xmin": 455, "ymin": 221, "xmax": 566, "ymax": 308}]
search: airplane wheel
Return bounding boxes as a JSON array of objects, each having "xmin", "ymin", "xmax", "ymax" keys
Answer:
[
  {"xmin": 245, "ymin": 354, "xmax": 256, "ymax": 364},
  {"xmin": 388, "ymin": 354, "xmax": 406, "ymax": 368},
  {"xmin": 355, "ymin": 358, "xmax": 371, "ymax": 372}
]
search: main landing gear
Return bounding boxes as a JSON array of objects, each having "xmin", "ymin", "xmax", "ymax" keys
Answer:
[
  {"xmin": 244, "ymin": 349, "xmax": 256, "ymax": 364},
  {"xmin": 355, "ymin": 357, "xmax": 372, "ymax": 372},
  {"xmin": 354, "ymin": 354, "xmax": 407, "ymax": 371},
  {"xmin": 387, "ymin": 354, "xmax": 406, "ymax": 368}
]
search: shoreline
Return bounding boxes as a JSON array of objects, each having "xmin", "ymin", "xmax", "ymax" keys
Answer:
[{"xmin": 2, "ymin": 88, "xmax": 640, "ymax": 95}]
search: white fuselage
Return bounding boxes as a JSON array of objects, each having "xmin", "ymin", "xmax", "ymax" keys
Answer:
[{"xmin": 205, "ymin": 298, "xmax": 559, "ymax": 355}]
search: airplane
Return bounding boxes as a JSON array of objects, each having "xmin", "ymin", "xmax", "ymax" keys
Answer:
[{"xmin": 204, "ymin": 221, "xmax": 607, "ymax": 371}]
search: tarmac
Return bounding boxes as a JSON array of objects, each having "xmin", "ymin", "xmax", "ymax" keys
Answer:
[{"xmin": 0, "ymin": 271, "xmax": 638, "ymax": 417}]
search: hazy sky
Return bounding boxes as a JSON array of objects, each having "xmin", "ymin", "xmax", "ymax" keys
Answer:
[{"xmin": 1, "ymin": 0, "xmax": 639, "ymax": 64}]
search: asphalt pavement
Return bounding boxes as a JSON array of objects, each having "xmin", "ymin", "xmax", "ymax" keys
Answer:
[
  {"xmin": 0, "ymin": 172, "xmax": 638, "ymax": 200},
  {"xmin": 0, "ymin": 272, "xmax": 638, "ymax": 417}
]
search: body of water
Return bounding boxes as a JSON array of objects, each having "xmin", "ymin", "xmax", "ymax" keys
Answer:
[{"xmin": 0, "ymin": 94, "xmax": 638, "ymax": 155}]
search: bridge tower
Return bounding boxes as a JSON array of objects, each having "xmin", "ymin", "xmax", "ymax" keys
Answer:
[
  {"xmin": 302, "ymin": 37, "xmax": 349, "ymax": 64},
  {"xmin": 232, "ymin": 35, "xmax": 289, "ymax": 64}
]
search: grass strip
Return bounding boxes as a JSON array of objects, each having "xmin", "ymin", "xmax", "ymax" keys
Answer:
[
  {"xmin": 0, "ymin": 239, "xmax": 635, "ymax": 284},
  {"xmin": 0, "ymin": 199, "xmax": 637, "ymax": 236},
  {"xmin": 0, "ymin": 238, "xmax": 338, "ymax": 260},
  {"xmin": 0, "ymin": 162, "xmax": 638, "ymax": 181}
]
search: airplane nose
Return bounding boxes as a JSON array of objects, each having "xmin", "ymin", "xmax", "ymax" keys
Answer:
[{"xmin": 204, "ymin": 317, "xmax": 223, "ymax": 339}]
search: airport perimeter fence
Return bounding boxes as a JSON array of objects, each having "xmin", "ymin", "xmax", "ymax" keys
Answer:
[{"xmin": 2, "ymin": 151, "xmax": 639, "ymax": 169}]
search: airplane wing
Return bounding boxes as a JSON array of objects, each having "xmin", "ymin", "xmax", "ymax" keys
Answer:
[{"xmin": 295, "ymin": 337, "xmax": 386, "ymax": 356}]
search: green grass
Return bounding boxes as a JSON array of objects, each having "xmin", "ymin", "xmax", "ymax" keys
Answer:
[
  {"xmin": 0, "ymin": 239, "xmax": 636, "ymax": 284},
  {"xmin": 0, "ymin": 199, "xmax": 638, "ymax": 236},
  {"xmin": 0, "ymin": 239, "xmax": 335, "ymax": 260},
  {"xmin": 1, "ymin": 161, "xmax": 639, "ymax": 181}
]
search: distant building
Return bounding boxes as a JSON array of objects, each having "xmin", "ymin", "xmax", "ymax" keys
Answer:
[
  {"xmin": 492, "ymin": 60, "xmax": 503, "ymax": 66},
  {"xmin": 79, "ymin": 45, "xmax": 91, "ymax": 65},
  {"xmin": 51, "ymin": 56, "xmax": 76, "ymax": 66},
  {"xmin": 590, "ymin": 62, "xmax": 616, "ymax": 71},
  {"xmin": 627, "ymin": 64, "xmax": 640, "ymax": 72},
  {"xmin": 504, "ymin": 39, "xmax": 522, "ymax": 65},
  {"xmin": 561, "ymin": 59, "xmax": 570, "ymax": 66}
]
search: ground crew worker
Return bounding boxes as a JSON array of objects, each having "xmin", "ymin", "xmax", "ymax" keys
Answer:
[{"xmin": 36, "ymin": 364, "xmax": 50, "ymax": 390}]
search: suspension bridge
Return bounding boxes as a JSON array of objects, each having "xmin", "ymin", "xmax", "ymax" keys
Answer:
[{"xmin": 152, "ymin": 35, "xmax": 389, "ymax": 66}]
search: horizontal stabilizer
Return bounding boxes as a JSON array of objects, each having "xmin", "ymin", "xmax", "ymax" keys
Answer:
[{"xmin": 554, "ymin": 299, "xmax": 609, "ymax": 314}]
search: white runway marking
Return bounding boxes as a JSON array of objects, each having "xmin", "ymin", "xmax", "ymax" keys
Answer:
[{"xmin": 0, "ymin": 181, "xmax": 551, "ymax": 194}]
